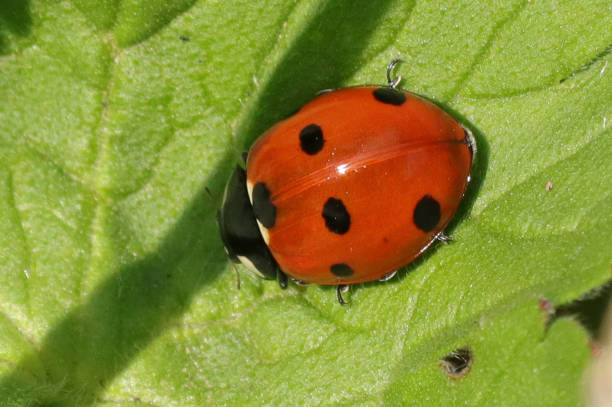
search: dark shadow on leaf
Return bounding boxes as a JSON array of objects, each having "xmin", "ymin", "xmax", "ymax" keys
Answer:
[
  {"xmin": 0, "ymin": 0, "xmax": 406, "ymax": 404},
  {"xmin": 555, "ymin": 278, "xmax": 612, "ymax": 339},
  {"xmin": 445, "ymin": 118, "xmax": 488, "ymax": 231},
  {"xmin": 0, "ymin": 0, "xmax": 31, "ymax": 55}
]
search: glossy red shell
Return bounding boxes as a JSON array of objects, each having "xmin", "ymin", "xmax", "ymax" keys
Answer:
[{"xmin": 246, "ymin": 86, "xmax": 472, "ymax": 285}]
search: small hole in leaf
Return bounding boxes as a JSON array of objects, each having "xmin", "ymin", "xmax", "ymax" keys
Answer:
[{"xmin": 440, "ymin": 346, "xmax": 473, "ymax": 379}]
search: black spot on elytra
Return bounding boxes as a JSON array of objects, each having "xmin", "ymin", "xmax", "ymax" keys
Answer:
[
  {"xmin": 299, "ymin": 124, "xmax": 324, "ymax": 155},
  {"xmin": 252, "ymin": 182, "xmax": 276, "ymax": 228},
  {"xmin": 373, "ymin": 87, "xmax": 406, "ymax": 106},
  {"xmin": 322, "ymin": 198, "xmax": 350, "ymax": 234},
  {"xmin": 413, "ymin": 195, "xmax": 441, "ymax": 232},
  {"xmin": 330, "ymin": 263, "xmax": 354, "ymax": 277}
]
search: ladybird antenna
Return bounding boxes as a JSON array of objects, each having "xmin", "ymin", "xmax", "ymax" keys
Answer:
[
  {"xmin": 435, "ymin": 231, "xmax": 453, "ymax": 243},
  {"xmin": 336, "ymin": 284, "xmax": 349, "ymax": 305},
  {"xmin": 232, "ymin": 262, "xmax": 241, "ymax": 290},
  {"xmin": 386, "ymin": 58, "xmax": 403, "ymax": 89}
]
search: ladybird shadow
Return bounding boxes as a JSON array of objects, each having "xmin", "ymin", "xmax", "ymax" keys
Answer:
[
  {"xmin": 441, "ymin": 110, "xmax": 489, "ymax": 233},
  {"xmin": 367, "ymin": 241, "xmax": 442, "ymax": 290}
]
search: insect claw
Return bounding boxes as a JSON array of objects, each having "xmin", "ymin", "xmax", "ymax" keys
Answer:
[{"xmin": 337, "ymin": 284, "xmax": 350, "ymax": 305}]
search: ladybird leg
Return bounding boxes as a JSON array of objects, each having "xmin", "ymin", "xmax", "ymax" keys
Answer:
[
  {"xmin": 386, "ymin": 58, "xmax": 403, "ymax": 89},
  {"xmin": 336, "ymin": 284, "xmax": 349, "ymax": 305},
  {"xmin": 241, "ymin": 151, "xmax": 248, "ymax": 165},
  {"xmin": 379, "ymin": 270, "xmax": 398, "ymax": 282},
  {"xmin": 435, "ymin": 231, "xmax": 453, "ymax": 243},
  {"xmin": 461, "ymin": 125, "xmax": 477, "ymax": 162},
  {"xmin": 232, "ymin": 263, "xmax": 241, "ymax": 290},
  {"xmin": 315, "ymin": 88, "xmax": 334, "ymax": 96},
  {"xmin": 277, "ymin": 269, "xmax": 288, "ymax": 289}
]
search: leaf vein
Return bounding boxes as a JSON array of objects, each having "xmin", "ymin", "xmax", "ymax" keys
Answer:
[
  {"xmin": 20, "ymin": 142, "xmax": 98, "ymax": 198},
  {"xmin": 0, "ymin": 308, "xmax": 40, "ymax": 357},
  {"xmin": 6, "ymin": 168, "xmax": 32, "ymax": 316}
]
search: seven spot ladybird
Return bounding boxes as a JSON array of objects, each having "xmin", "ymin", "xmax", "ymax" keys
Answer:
[{"xmin": 217, "ymin": 59, "xmax": 475, "ymax": 304}]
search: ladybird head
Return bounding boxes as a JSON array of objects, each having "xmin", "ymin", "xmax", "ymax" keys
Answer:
[{"xmin": 217, "ymin": 165, "xmax": 279, "ymax": 280}]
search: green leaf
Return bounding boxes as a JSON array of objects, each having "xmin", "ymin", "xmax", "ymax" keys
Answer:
[{"xmin": 1, "ymin": 0, "xmax": 610, "ymax": 405}]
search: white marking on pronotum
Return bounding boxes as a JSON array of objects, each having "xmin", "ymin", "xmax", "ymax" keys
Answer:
[
  {"xmin": 256, "ymin": 220, "xmax": 270, "ymax": 245},
  {"xmin": 246, "ymin": 180, "xmax": 254, "ymax": 205},
  {"xmin": 246, "ymin": 179, "xmax": 270, "ymax": 245},
  {"xmin": 237, "ymin": 255, "xmax": 266, "ymax": 278}
]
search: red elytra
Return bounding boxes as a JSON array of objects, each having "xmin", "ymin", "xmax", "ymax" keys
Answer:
[{"xmin": 244, "ymin": 85, "xmax": 474, "ymax": 285}]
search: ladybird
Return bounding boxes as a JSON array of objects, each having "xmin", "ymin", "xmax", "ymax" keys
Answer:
[{"xmin": 217, "ymin": 59, "xmax": 475, "ymax": 304}]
